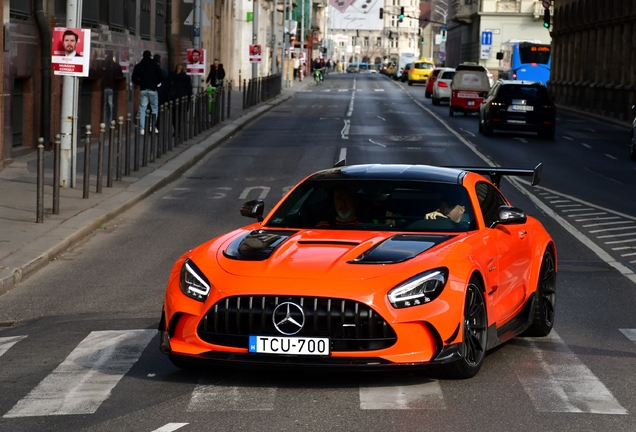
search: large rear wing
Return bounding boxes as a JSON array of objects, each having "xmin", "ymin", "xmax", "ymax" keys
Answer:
[{"xmin": 449, "ymin": 163, "xmax": 543, "ymax": 188}]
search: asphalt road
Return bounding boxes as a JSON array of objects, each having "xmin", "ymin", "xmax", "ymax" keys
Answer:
[{"xmin": 0, "ymin": 72, "xmax": 635, "ymax": 432}]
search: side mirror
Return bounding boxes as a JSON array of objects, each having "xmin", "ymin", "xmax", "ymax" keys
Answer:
[
  {"xmin": 240, "ymin": 200, "xmax": 265, "ymax": 222},
  {"xmin": 491, "ymin": 206, "xmax": 527, "ymax": 228},
  {"xmin": 496, "ymin": 52, "xmax": 504, "ymax": 60}
]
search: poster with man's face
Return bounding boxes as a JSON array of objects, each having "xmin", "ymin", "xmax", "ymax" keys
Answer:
[
  {"xmin": 51, "ymin": 27, "xmax": 91, "ymax": 76},
  {"xmin": 249, "ymin": 45, "xmax": 262, "ymax": 63},
  {"xmin": 186, "ymin": 48, "xmax": 206, "ymax": 76}
]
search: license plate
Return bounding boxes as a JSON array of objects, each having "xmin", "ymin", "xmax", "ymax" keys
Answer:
[
  {"xmin": 249, "ymin": 336, "xmax": 330, "ymax": 355},
  {"xmin": 510, "ymin": 105, "xmax": 534, "ymax": 111},
  {"xmin": 467, "ymin": 101, "xmax": 475, "ymax": 106},
  {"xmin": 508, "ymin": 120, "xmax": 526, "ymax": 124},
  {"xmin": 458, "ymin": 92, "xmax": 478, "ymax": 98}
]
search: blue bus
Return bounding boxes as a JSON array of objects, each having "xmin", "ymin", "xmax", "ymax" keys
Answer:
[{"xmin": 499, "ymin": 42, "xmax": 551, "ymax": 84}]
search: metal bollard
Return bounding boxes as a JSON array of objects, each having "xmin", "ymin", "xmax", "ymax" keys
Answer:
[
  {"xmin": 227, "ymin": 81, "xmax": 232, "ymax": 119},
  {"xmin": 96, "ymin": 124, "xmax": 105, "ymax": 193},
  {"xmin": 36, "ymin": 138, "xmax": 44, "ymax": 223},
  {"xmin": 125, "ymin": 113, "xmax": 131, "ymax": 176},
  {"xmin": 158, "ymin": 105, "xmax": 165, "ymax": 157},
  {"xmin": 168, "ymin": 100, "xmax": 174, "ymax": 151},
  {"xmin": 142, "ymin": 108, "xmax": 150, "ymax": 167},
  {"xmin": 150, "ymin": 113, "xmax": 156, "ymax": 163},
  {"xmin": 83, "ymin": 125, "xmax": 91, "ymax": 199},
  {"xmin": 107, "ymin": 120, "xmax": 115, "ymax": 187},
  {"xmin": 116, "ymin": 116, "xmax": 124, "ymax": 181},
  {"xmin": 53, "ymin": 134, "xmax": 61, "ymax": 214},
  {"xmin": 134, "ymin": 112, "xmax": 140, "ymax": 171},
  {"xmin": 221, "ymin": 86, "xmax": 225, "ymax": 122},
  {"xmin": 174, "ymin": 98, "xmax": 180, "ymax": 147},
  {"xmin": 184, "ymin": 96, "xmax": 190, "ymax": 142}
]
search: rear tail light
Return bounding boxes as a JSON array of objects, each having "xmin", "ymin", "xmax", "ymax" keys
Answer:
[
  {"xmin": 438, "ymin": 82, "xmax": 448, "ymax": 88},
  {"xmin": 513, "ymin": 73, "xmax": 517, "ymax": 80},
  {"xmin": 452, "ymin": 91, "xmax": 457, "ymax": 97}
]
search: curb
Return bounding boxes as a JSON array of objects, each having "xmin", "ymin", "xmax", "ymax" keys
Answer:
[{"xmin": 0, "ymin": 92, "xmax": 294, "ymax": 295}]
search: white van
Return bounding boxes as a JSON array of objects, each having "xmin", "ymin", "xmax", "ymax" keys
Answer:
[{"xmin": 393, "ymin": 53, "xmax": 416, "ymax": 80}]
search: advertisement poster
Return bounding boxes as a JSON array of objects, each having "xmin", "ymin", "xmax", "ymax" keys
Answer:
[
  {"xmin": 120, "ymin": 47, "xmax": 130, "ymax": 74},
  {"xmin": 51, "ymin": 27, "xmax": 91, "ymax": 77},
  {"xmin": 329, "ymin": 0, "xmax": 383, "ymax": 30},
  {"xmin": 186, "ymin": 48, "xmax": 206, "ymax": 76},
  {"xmin": 249, "ymin": 45, "xmax": 262, "ymax": 63}
]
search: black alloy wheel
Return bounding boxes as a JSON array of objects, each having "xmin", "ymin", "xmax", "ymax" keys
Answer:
[
  {"xmin": 443, "ymin": 281, "xmax": 487, "ymax": 379},
  {"xmin": 524, "ymin": 247, "xmax": 557, "ymax": 337}
]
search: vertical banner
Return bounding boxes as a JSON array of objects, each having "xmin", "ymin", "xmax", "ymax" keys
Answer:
[
  {"xmin": 249, "ymin": 45, "xmax": 262, "ymax": 63},
  {"xmin": 51, "ymin": 27, "xmax": 91, "ymax": 77},
  {"xmin": 186, "ymin": 48, "xmax": 206, "ymax": 76}
]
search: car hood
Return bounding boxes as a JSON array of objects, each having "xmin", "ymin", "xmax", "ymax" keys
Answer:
[{"xmin": 214, "ymin": 229, "xmax": 454, "ymax": 280}]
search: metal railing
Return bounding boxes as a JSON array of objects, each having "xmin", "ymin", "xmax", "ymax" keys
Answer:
[{"xmin": 243, "ymin": 74, "xmax": 282, "ymax": 110}]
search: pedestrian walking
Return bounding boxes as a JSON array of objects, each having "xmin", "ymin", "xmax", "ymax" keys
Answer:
[
  {"xmin": 293, "ymin": 54, "xmax": 300, "ymax": 80},
  {"xmin": 131, "ymin": 50, "xmax": 163, "ymax": 135},
  {"xmin": 101, "ymin": 53, "xmax": 124, "ymax": 125},
  {"xmin": 153, "ymin": 54, "xmax": 171, "ymax": 128},
  {"xmin": 170, "ymin": 63, "xmax": 192, "ymax": 133},
  {"xmin": 205, "ymin": 59, "xmax": 226, "ymax": 88}
]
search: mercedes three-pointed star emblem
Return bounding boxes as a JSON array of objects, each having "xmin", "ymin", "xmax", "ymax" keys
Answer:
[{"xmin": 272, "ymin": 302, "xmax": 305, "ymax": 335}]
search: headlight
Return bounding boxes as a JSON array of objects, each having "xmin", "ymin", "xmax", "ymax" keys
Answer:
[
  {"xmin": 180, "ymin": 259, "xmax": 211, "ymax": 302},
  {"xmin": 388, "ymin": 268, "xmax": 449, "ymax": 309}
]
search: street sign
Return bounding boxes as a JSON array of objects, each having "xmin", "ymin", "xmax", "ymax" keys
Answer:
[
  {"xmin": 542, "ymin": 0, "xmax": 551, "ymax": 8},
  {"xmin": 480, "ymin": 46, "xmax": 491, "ymax": 60},
  {"xmin": 481, "ymin": 31, "xmax": 492, "ymax": 46}
]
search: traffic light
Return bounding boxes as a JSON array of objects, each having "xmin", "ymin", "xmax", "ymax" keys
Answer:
[
  {"xmin": 543, "ymin": 8, "xmax": 550, "ymax": 29},
  {"xmin": 420, "ymin": 38, "xmax": 424, "ymax": 45},
  {"xmin": 399, "ymin": 7, "xmax": 405, "ymax": 23},
  {"xmin": 379, "ymin": 7, "xmax": 383, "ymax": 19}
]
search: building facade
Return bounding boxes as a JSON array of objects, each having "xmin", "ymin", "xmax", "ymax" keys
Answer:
[{"xmin": 551, "ymin": 0, "xmax": 636, "ymax": 122}]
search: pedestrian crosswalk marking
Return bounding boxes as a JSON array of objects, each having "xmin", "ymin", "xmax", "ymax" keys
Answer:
[
  {"xmin": 188, "ymin": 382, "xmax": 276, "ymax": 411},
  {"xmin": 360, "ymin": 379, "xmax": 446, "ymax": 410},
  {"xmin": 620, "ymin": 328, "xmax": 636, "ymax": 343},
  {"xmin": 3, "ymin": 330, "xmax": 155, "ymax": 418},
  {"xmin": 152, "ymin": 423, "xmax": 189, "ymax": 432},
  {"xmin": 513, "ymin": 331, "xmax": 627, "ymax": 414},
  {"xmin": 0, "ymin": 336, "xmax": 27, "ymax": 358}
]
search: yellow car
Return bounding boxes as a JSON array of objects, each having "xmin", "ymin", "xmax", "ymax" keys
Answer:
[
  {"xmin": 386, "ymin": 61, "xmax": 396, "ymax": 77},
  {"xmin": 408, "ymin": 60, "xmax": 435, "ymax": 86}
]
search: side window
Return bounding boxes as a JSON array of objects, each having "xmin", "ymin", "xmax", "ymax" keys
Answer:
[{"xmin": 475, "ymin": 182, "xmax": 507, "ymax": 228}]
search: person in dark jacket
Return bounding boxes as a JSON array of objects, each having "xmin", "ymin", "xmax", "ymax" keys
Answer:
[
  {"xmin": 170, "ymin": 63, "xmax": 193, "ymax": 134},
  {"xmin": 153, "ymin": 54, "xmax": 170, "ymax": 128},
  {"xmin": 132, "ymin": 50, "xmax": 163, "ymax": 134},
  {"xmin": 101, "ymin": 53, "xmax": 124, "ymax": 125},
  {"xmin": 205, "ymin": 59, "xmax": 226, "ymax": 87}
]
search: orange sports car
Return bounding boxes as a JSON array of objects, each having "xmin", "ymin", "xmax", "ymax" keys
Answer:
[{"xmin": 159, "ymin": 163, "xmax": 557, "ymax": 378}]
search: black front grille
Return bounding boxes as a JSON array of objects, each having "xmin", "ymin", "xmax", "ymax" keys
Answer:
[{"xmin": 197, "ymin": 296, "xmax": 397, "ymax": 352}]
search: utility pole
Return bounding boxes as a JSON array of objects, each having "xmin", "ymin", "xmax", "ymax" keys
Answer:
[
  {"xmin": 272, "ymin": 0, "xmax": 278, "ymax": 75},
  {"xmin": 59, "ymin": 0, "xmax": 82, "ymax": 188},
  {"xmin": 300, "ymin": 0, "xmax": 305, "ymax": 77},
  {"xmin": 193, "ymin": 0, "xmax": 202, "ymax": 89},
  {"xmin": 282, "ymin": 0, "xmax": 288, "ymax": 85}
]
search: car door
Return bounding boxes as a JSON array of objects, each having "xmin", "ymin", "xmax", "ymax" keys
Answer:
[{"xmin": 475, "ymin": 182, "xmax": 532, "ymax": 325}]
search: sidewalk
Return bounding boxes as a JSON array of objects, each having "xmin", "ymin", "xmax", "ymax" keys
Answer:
[{"xmin": 0, "ymin": 78, "xmax": 314, "ymax": 294}]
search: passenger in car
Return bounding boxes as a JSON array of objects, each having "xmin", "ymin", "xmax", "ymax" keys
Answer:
[{"xmin": 316, "ymin": 188, "xmax": 363, "ymax": 227}]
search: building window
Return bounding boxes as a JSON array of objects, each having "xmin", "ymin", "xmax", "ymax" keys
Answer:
[
  {"xmin": 364, "ymin": 36, "xmax": 369, "ymax": 47},
  {"xmin": 140, "ymin": 0, "xmax": 151, "ymax": 40},
  {"xmin": 10, "ymin": 0, "xmax": 31, "ymax": 19},
  {"xmin": 156, "ymin": 1, "xmax": 166, "ymax": 42},
  {"xmin": 351, "ymin": 36, "xmax": 357, "ymax": 46},
  {"xmin": 82, "ymin": 0, "xmax": 100, "ymax": 27},
  {"xmin": 110, "ymin": 0, "xmax": 125, "ymax": 31},
  {"xmin": 11, "ymin": 79, "xmax": 25, "ymax": 147},
  {"xmin": 376, "ymin": 37, "xmax": 382, "ymax": 47},
  {"xmin": 125, "ymin": 0, "xmax": 137, "ymax": 35},
  {"xmin": 339, "ymin": 41, "xmax": 345, "ymax": 47}
]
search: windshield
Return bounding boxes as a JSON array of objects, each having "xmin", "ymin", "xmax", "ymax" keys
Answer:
[
  {"xmin": 414, "ymin": 63, "xmax": 434, "ymax": 70},
  {"xmin": 518, "ymin": 44, "xmax": 551, "ymax": 65},
  {"xmin": 265, "ymin": 180, "xmax": 476, "ymax": 232}
]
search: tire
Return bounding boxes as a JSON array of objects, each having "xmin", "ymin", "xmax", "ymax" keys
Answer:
[
  {"xmin": 524, "ymin": 247, "xmax": 557, "ymax": 337},
  {"xmin": 408, "ymin": 81, "xmax": 413, "ymax": 86},
  {"xmin": 482, "ymin": 120, "xmax": 493, "ymax": 136},
  {"xmin": 432, "ymin": 96, "xmax": 440, "ymax": 106},
  {"xmin": 425, "ymin": 91, "xmax": 432, "ymax": 99},
  {"xmin": 449, "ymin": 108, "xmax": 454, "ymax": 117},
  {"xmin": 478, "ymin": 118, "xmax": 483, "ymax": 133},
  {"xmin": 442, "ymin": 280, "xmax": 487, "ymax": 379},
  {"xmin": 538, "ymin": 127, "xmax": 555, "ymax": 140}
]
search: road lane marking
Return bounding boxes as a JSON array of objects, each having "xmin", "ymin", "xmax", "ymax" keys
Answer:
[
  {"xmin": 582, "ymin": 143, "xmax": 592, "ymax": 148},
  {"xmin": 4, "ymin": 330, "xmax": 155, "ymax": 417},
  {"xmin": 360, "ymin": 380, "xmax": 446, "ymax": 410},
  {"xmin": 0, "ymin": 336, "xmax": 27, "ymax": 358},
  {"xmin": 341, "ymin": 120, "xmax": 350, "ymax": 139},
  {"xmin": 374, "ymin": 89, "xmax": 385, "ymax": 91},
  {"xmin": 188, "ymin": 383, "xmax": 276, "ymax": 411},
  {"xmin": 338, "ymin": 148, "xmax": 347, "ymax": 163},
  {"xmin": 346, "ymin": 78, "xmax": 356, "ymax": 117},
  {"xmin": 460, "ymin": 128, "xmax": 475, "ymax": 137},
  {"xmin": 152, "ymin": 424, "xmax": 189, "ymax": 432},
  {"xmin": 514, "ymin": 137, "xmax": 528, "ymax": 143},
  {"xmin": 605, "ymin": 154, "xmax": 617, "ymax": 160},
  {"xmin": 377, "ymin": 116, "xmax": 385, "ymax": 121},
  {"xmin": 368, "ymin": 139, "xmax": 386, "ymax": 147},
  {"xmin": 620, "ymin": 329, "xmax": 636, "ymax": 343},
  {"xmin": 514, "ymin": 331, "xmax": 627, "ymax": 414},
  {"xmin": 564, "ymin": 136, "xmax": 573, "ymax": 140},
  {"xmin": 239, "ymin": 186, "xmax": 270, "ymax": 200}
]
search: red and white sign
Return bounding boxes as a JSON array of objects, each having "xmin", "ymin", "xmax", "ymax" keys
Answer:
[
  {"xmin": 51, "ymin": 27, "xmax": 91, "ymax": 77},
  {"xmin": 120, "ymin": 48, "xmax": 130, "ymax": 74},
  {"xmin": 542, "ymin": 0, "xmax": 551, "ymax": 8},
  {"xmin": 249, "ymin": 45, "xmax": 262, "ymax": 63},
  {"xmin": 186, "ymin": 48, "xmax": 206, "ymax": 76}
]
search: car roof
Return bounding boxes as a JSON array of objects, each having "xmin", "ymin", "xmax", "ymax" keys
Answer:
[
  {"xmin": 497, "ymin": 80, "xmax": 546, "ymax": 87},
  {"xmin": 455, "ymin": 64, "xmax": 488, "ymax": 72},
  {"xmin": 306, "ymin": 164, "xmax": 466, "ymax": 184}
]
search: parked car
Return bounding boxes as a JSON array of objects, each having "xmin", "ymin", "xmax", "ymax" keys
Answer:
[
  {"xmin": 387, "ymin": 61, "xmax": 396, "ymax": 77},
  {"xmin": 408, "ymin": 60, "xmax": 436, "ymax": 86},
  {"xmin": 479, "ymin": 80, "xmax": 556, "ymax": 140},
  {"xmin": 400, "ymin": 63, "xmax": 413, "ymax": 82},
  {"xmin": 449, "ymin": 64, "xmax": 492, "ymax": 116},
  {"xmin": 631, "ymin": 105, "xmax": 636, "ymax": 160},
  {"xmin": 425, "ymin": 68, "xmax": 444, "ymax": 98},
  {"xmin": 432, "ymin": 68, "xmax": 456, "ymax": 105}
]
